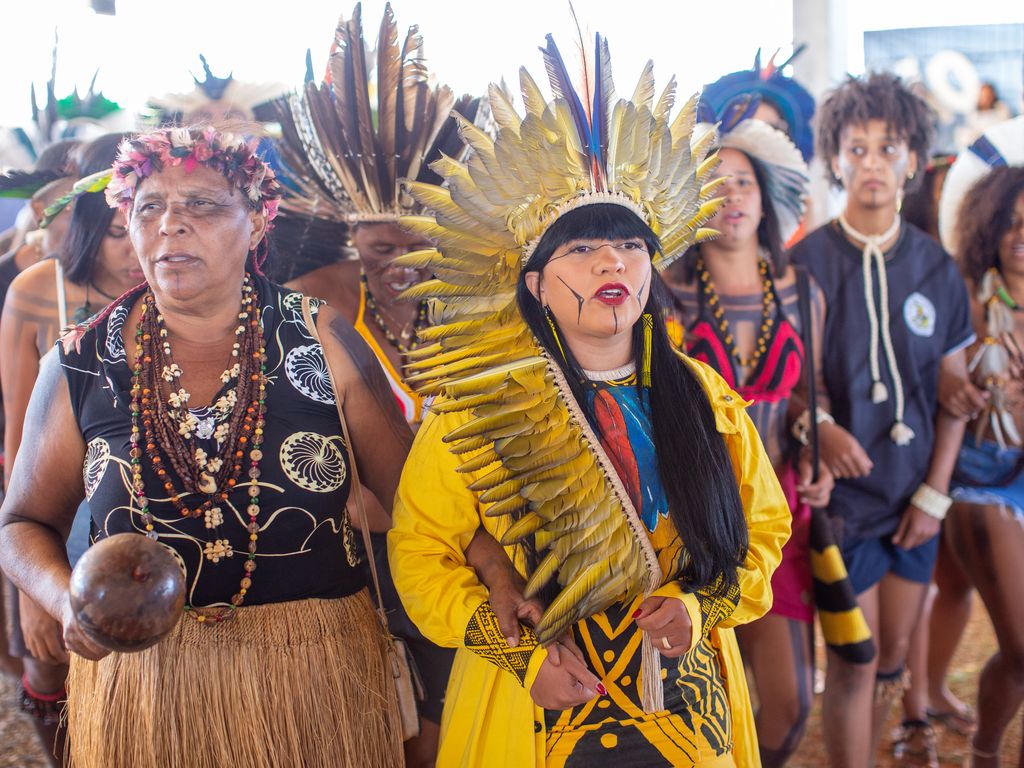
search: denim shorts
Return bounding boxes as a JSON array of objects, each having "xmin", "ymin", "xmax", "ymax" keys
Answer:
[
  {"xmin": 951, "ymin": 433, "xmax": 1024, "ymax": 518},
  {"xmin": 841, "ymin": 533, "xmax": 940, "ymax": 595}
]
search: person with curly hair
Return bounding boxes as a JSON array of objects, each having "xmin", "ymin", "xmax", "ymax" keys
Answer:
[
  {"xmin": 941, "ymin": 163, "xmax": 1024, "ymax": 767},
  {"xmin": 789, "ymin": 73, "xmax": 974, "ymax": 767}
]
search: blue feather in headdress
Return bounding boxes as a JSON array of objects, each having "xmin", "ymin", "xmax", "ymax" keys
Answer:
[
  {"xmin": 540, "ymin": 35, "xmax": 590, "ymax": 144},
  {"xmin": 539, "ymin": 33, "xmax": 617, "ymax": 190},
  {"xmin": 718, "ymin": 93, "xmax": 762, "ymax": 135},
  {"xmin": 590, "ymin": 33, "xmax": 607, "ymax": 185}
]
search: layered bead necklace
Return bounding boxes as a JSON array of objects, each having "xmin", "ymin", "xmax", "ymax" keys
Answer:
[
  {"xmin": 129, "ymin": 274, "xmax": 267, "ymax": 624},
  {"xmin": 696, "ymin": 254, "xmax": 775, "ymax": 371},
  {"xmin": 360, "ymin": 271, "xmax": 429, "ymax": 354}
]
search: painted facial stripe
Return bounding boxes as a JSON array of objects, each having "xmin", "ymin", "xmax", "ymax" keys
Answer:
[{"xmin": 556, "ymin": 275, "xmax": 586, "ymax": 324}]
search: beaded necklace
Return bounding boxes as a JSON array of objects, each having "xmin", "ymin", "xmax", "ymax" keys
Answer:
[
  {"xmin": 989, "ymin": 268, "xmax": 1024, "ymax": 312},
  {"xmin": 128, "ymin": 274, "xmax": 267, "ymax": 624},
  {"xmin": 696, "ymin": 254, "xmax": 775, "ymax": 371},
  {"xmin": 360, "ymin": 271, "xmax": 428, "ymax": 354}
]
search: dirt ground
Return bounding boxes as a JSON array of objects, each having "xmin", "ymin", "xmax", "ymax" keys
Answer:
[
  {"xmin": 0, "ymin": 599, "xmax": 1019, "ymax": 766},
  {"xmin": 790, "ymin": 598, "xmax": 1021, "ymax": 767},
  {"xmin": 0, "ymin": 669, "xmax": 48, "ymax": 768}
]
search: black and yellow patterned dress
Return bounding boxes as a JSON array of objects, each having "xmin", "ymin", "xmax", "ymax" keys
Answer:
[
  {"xmin": 544, "ymin": 376, "xmax": 734, "ymax": 766},
  {"xmin": 390, "ymin": 357, "xmax": 790, "ymax": 767}
]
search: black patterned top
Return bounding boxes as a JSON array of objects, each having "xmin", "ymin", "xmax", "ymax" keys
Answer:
[{"xmin": 60, "ymin": 275, "xmax": 363, "ymax": 608}]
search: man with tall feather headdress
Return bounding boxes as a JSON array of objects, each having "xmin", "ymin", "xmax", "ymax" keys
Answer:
[{"xmin": 272, "ymin": 5, "xmax": 483, "ymax": 764}]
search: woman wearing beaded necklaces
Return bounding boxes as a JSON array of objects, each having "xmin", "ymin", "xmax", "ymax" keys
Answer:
[
  {"xmin": 0, "ymin": 132, "xmax": 137, "ymax": 766},
  {"xmin": 0, "ymin": 127, "xmax": 406, "ymax": 767},
  {"xmin": 388, "ymin": 35, "xmax": 790, "ymax": 767},
  {"xmin": 938, "ymin": 150, "xmax": 1024, "ymax": 767},
  {"xmin": 788, "ymin": 73, "xmax": 974, "ymax": 768},
  {"xmin": 664, "ymin": 111, "xmax": 833, "ymax": 767}
]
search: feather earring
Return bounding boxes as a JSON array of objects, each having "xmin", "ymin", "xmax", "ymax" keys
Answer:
[
  {"xmin": 544, "ymin": 305, "xmax": 569, "ymax": 364},
  {"xmin": 640, "ymin": 313, "xmax": 654, "ymax": 387}
]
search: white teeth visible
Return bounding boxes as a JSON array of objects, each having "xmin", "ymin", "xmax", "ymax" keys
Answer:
[{"xmin": 598, "ymin": 289, "xmax": 624, "ymax": 298}]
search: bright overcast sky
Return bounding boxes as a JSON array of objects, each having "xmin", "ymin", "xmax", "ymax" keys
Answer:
[{"xmin": 0, "ymin": 0, "xmax": 1019, "ymax": 129}]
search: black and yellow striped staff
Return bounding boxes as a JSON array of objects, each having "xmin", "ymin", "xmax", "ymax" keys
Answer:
[{"xmin": 796, "ymin": 267, "xmax": 876, "ymax": 665}]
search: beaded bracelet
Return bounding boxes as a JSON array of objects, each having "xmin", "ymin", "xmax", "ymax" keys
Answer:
[
  {"xmin": 792, "ymin": 407, "xmax": 835, "ymax": 447},
  {"xmin": 910, "ymin": 483, "xmax": 952, "ymax": 521}
]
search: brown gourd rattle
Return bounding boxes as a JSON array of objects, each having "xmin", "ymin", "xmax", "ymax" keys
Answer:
[{"xmin": 69, "ymin": 533, "xmax": 185, "ymax": 652}]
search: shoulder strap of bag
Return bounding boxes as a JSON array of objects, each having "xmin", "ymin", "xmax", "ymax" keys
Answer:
[
  {"xmin": 300, "ymin": 295, "xmax": 389, "ymax": 626},
  {"xmin": 795, "ymin": 266, "xmax": 820, "ymax": 483}
]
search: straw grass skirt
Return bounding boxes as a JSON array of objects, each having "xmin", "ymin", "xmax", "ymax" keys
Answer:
[{"xmin": 66, "ymin": 589, "xmax": 402, "ymax": 768}]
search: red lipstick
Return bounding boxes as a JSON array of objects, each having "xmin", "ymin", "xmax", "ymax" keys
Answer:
[{"xmin": 594, "ymin": 282, "xmax": 630, "ymax": 306}]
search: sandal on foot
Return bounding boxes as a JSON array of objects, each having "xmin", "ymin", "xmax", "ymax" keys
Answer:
[
  {"xmin": 927, "ymin": 704, "xmax": 978, "ymax": 736},
  {"xmin": 892, "ymin": 720, "xmax": 939, "ymax": 768}
]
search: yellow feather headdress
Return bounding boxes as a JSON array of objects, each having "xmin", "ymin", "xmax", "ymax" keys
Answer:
[
  {"xmin": 272, "ymin": 2, "xmax": 479, "ymax": 224},
  {"xmin": 399, "ymin": 33, "xmax": 723, "ymax": 712}
]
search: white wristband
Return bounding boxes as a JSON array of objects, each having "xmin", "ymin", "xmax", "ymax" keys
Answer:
[{"xmin": 910, "ymin": 483, "xmax": 952, "ymax": 521}]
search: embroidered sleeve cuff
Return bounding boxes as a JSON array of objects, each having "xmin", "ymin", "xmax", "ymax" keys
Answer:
[
  {"xmin": 657, "ymin": 577, "xmax": 741, "ymax": 638},
  {"xmin": 464, "ymin": 601, "xmax": 541, "ymax": 687}
]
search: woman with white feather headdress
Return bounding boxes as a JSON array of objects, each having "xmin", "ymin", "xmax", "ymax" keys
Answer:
[
  {"xmin": 386, "ymin": 29, "xmax": 790, "ymax": 768},
  {"xmin": 664, "ymin": 104, "xmax": 844, "ymax": 767}
]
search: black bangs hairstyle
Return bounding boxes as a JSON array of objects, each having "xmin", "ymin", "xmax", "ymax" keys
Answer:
[
  {"xmin": 515, "ymin": 203, "xmax": 749, "ymax": 594},
  {"xmin": 817, "ymin": 72, "xmax": 934, "ymax": 192},
  {"xmin": 62, "ymin": 132, "xmax": 128, "ymax": 285},
  {"xmin": 958, "ymin": 166, "xmax": 1024, "ymax": 285},
  {"xmin": 676, "ymin": 148, "xmax": 786, "ymax": 282}
]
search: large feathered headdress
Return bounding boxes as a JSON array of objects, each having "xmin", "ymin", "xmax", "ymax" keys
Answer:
[
  {"xmin": 143, "ymin": 55, "xmax": 289, "ymax": 126},
  {"xmin": 272, "ymin": 3, "xmax": 478, "ymax": 224},
  {"xmin": 700, "ymin": 48, "xmax": 816, "ymax": 162},
  {"xmin": 395, "ymin": 33, "xmax": 723, "ymax": 713}
]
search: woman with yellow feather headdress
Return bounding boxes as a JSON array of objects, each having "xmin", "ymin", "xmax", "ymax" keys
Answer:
[{"xmin": 387, "ymin": 32, "xmax": 790, "ymax": 767}]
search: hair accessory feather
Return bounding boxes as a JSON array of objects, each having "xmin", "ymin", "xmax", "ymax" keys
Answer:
[
  {"xmin": 271, "ymin": 2, "xmax": 478, "ymax": 224},
  {"xmin": 394, "ymin": 32, "xmax": 722, "ymax": 714},
  {"xmin": 39, "ymin": 169, "xmax": 113, "ymax": 229}
]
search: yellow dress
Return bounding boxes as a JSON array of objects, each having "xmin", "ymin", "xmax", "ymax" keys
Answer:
[
  {"xmin": 353, "ymin": 283, "xmax": 426, "ymax": 424},
  {"xmin": 389, "ymin": 358, "xmax": 790, "ymax": 767}
]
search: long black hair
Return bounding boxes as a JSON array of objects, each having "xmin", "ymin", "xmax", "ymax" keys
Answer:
[
  {"xmin": 676, "ymin": 149, "xmax": 786, "ymax": 281},
  {"xmin": 61, "ymin": 133, "xmax": 126, "ymax": 285},
  {"xmin": 516, "ymin": 203, "xmax": 749, "ymax": 592}
]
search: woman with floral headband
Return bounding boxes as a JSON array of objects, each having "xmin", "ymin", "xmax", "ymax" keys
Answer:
[
  {"xmin": 0, "ymin": 132, "xmax": 136, "ymax": 767},
  {"xmin": 0, "ymin": 127, "xmax": 407, "ymax": 767},
  {"xmin": 388, "ymin": 35, "xmax": 790, "ymax": 767}
]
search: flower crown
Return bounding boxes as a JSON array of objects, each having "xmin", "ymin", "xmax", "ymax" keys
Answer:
[{"xmin": 105, "ymin": 127, "xmax": 282, "ymax": 224}]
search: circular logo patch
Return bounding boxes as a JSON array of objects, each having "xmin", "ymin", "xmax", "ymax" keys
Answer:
[{"xmin": 903, "ymin": 292, "xmax": 936, "ymax": 337}]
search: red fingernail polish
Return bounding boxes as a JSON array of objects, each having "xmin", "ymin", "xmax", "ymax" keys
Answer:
[
  {"xmin": 596, "ymin": 683, "xmax": 607, "ymax": 695},
  {"xmin": 631, "ymin": 609, "xmax": 642, "ymax": 619}
]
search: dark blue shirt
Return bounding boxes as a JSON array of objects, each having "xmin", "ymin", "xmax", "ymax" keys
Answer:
[{"xmin": 790, "ymin": 221, "xmax": 974, "ymax": 540}]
